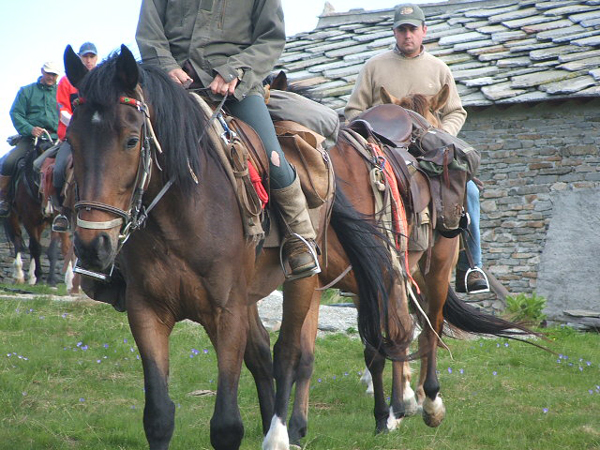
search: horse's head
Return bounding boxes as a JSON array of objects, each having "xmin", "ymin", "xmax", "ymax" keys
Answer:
[
  {"xmin": 65, "ymin": 44, "xmax": 148, "ymax": 272},
  {"xmin": 380, "ymin": 85, "xmax": 449, "ymax": 128}
]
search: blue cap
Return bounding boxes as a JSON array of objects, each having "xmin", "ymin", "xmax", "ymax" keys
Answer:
[{"xmin": 78, "ymin": 42, "xmax": 97, "ymax": 56}]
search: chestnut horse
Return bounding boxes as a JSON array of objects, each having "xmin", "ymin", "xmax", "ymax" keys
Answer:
[
  {"xmin": 266, "ymin": 74, "xmax": 540, "ymax": 442},
  {"xmin": 64, "ymin": 45, "xmax": 410, "ymax": 450},
  {"xmin": 3, "ymin": 136, "xmax": 76, "ymax": 289}
]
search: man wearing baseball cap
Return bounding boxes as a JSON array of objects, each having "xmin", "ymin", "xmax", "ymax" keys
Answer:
[
  {"xmin": 345, "ymin": 4, "xmax": 489, "ymax": 294},
  {"xmin": 0, "ymin": 62, "xmax": 60, "ymax": 216},
  {"xmin": 50, "ymin": 42, "xmax": 99, "ymax": 232}
]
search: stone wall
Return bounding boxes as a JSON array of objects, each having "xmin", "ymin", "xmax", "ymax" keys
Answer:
[{"xmin": 461, "ymin": 98, "xmax": 600, "ymax": 320}]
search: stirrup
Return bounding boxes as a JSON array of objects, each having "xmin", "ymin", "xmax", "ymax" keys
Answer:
[
  {"xmin": 52, "ymin": 214, "xmax": 70, "ymax": 233},
  {"xmin": 279, "ymin": 233, "xmax": 321, "ymax": 281},
  {"xmin": 465, "ymin": 267, "xmax": 490, "ymax": 294}
]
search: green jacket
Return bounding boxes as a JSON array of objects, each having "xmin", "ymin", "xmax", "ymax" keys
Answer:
[
  {"xmin": 136, "ymin": 0, "xmax": 286, "ymax": 101},
  {"xmin": 10, "ymin": 78, "xmax": 59, "ymax": 139}
]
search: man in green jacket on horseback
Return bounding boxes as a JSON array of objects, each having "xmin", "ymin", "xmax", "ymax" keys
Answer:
[
  {"xmin": 0, "ymin": 62, "xmax": 60, "ymax": 217},
  {"xmin": 136, "ymin": 0, "xmax": 320, "ymax": 279}
]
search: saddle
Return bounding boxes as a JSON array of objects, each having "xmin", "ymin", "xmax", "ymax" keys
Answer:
[{"xmin": 351, "ymin": 104, "xmax": 413, "ymax": 148}]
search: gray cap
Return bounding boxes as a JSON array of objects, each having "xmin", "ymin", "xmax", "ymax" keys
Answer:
[
  {"xmin": 393, "ymin": 4, "xmax": 425, "ymax": 28},
  {"xmin": 78, "ymin": 42, "xmax": 98, "ymax": 56}
]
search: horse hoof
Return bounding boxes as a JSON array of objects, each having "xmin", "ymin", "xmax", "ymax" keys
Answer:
[{"xmin": 422, "ymin": 396, "xmax": 445, "ymax": 428}]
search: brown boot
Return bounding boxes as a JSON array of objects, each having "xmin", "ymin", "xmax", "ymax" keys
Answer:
[
  {"xmin": 271, "ymin": 175, "xmax": 320, "ymax": 280},
  {"xmin": 0, "ymin": 175, "xmax": 12, "ymax": 217}
]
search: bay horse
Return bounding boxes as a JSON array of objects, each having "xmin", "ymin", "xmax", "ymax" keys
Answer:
[
  {"xmin": 265, "ymin": 73, "xmax": 541, "ymax": 442},
  {"xmin": 64, "ymin": 44, "xmax": 410, "ymax": 450},
  {"xmin": 3, "ymin": 135, "xmax": 76, "ymax": 289}
]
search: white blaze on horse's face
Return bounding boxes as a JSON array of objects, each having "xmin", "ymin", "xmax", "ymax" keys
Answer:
[{"xmin": 91, "ymin": 111, "xmax": 102, "ymax": 124}]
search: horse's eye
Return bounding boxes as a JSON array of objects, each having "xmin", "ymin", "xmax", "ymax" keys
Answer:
[{"xmin": 126, "ymin": 137, "xmax": 140, "ymax": 149}]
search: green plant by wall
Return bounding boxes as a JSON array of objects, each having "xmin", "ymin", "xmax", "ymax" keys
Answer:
[{"xmin": 504, "ymin": 292, "xmax": 547, "ymax": 325}]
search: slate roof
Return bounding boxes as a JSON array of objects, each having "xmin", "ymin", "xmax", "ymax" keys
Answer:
[{"xmin": 276, "ymin": 0, "xmax": 600, "ymax": 112}]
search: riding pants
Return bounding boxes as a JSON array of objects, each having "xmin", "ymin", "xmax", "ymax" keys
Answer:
[
  {"xmin": 226, "ymin": 94, "xmax": 295, "ymax": 189},
  {"xmin": 1, "ymin": 138, "xmax": 34, "ymax": 176},
  {"xmin": 52, "ymin": 140, "xmax": 72, "ymax": 193},
  {"xmin": 458, "ymin": 180, "xmax": 483, "ymax": 270}
]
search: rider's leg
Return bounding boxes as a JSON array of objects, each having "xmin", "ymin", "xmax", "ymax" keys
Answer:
[
  {"xmin": 227, "ymin": 94, "xmax": 319, "ymax": 278},
  {"xmin": 51, "ymin": 141, "xmax": 72, "ymax": 232},
  {"xmin": 456, "ymin": 180, "xmax": 489, "ymax": 293},
  {"xmin": 0, "ymin": 139, "xmax": 31, "ymax": 216}
]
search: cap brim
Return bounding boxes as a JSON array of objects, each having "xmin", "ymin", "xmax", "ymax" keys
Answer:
[
  {"xmin": 79, "ymin": 52, "xmax": 97, "ymax": 56},
  {"xmin": 394, "ymin": 19, "xmax": 423, "ymax": 28}
]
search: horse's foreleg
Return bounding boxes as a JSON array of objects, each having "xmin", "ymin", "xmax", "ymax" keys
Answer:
[
  {"xmin": 128, "ymin": 302, "xmax": 175, "ymax": 450},
  {"xmin": 288, "ymin": 289, "xmax": 321, "ymax": 446},
  {"xmin": 210, "ymin": 302, "xmax": 247, "ymax": 450},
  {"xmin": 264, "ymin": 276, "xmax": 317, "ymax": 450},
  {"xmin": 418, "ymin": 235, "xmax": 458, "ymax": 428},
  {"xmin": 28, "ymin": 235, "xmax": 42, "ymax": 285},
  {"xmin": 46, "ymin": 236, "xmax": 59, "ymax": 287},
  {"xmin": 388, "ymin": 360, "xmax": 418, "ymax": 430},
  {"xmin": 245, "ymin": 303, "xmax": 275, "ymax": 435},
  {"xmin": 13, "ymin": 252, "xmax": 25, "ymax": 284}
]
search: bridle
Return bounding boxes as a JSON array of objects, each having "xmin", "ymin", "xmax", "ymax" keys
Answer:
[{"xmin": 72, "ymin": 91, "xmax": 171, "ymax": 280}]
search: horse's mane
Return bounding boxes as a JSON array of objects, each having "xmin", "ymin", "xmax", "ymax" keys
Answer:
[
  {"xmin": 398, "ymin": 94, "xmax": 429, "ymax": 117},
  {"xmin": 77, "ymin": 53, "xmax": 206, "ymax": 194}
]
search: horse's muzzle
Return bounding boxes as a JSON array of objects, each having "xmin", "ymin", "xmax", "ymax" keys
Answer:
[{"xmin": 74, "ymin": 231, "xmax": 118, "ymax": 272}]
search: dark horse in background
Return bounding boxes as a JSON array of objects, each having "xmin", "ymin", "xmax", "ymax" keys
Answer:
[
  {"xmin": 64, "ymin": 44, "xmax": 411, "ymax": 450},
  {"xmin": 3, "ymin": 134, "xmax": 75, "ymax": 289}
]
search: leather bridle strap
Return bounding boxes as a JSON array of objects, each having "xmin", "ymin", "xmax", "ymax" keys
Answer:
[{"xmin": 74, "ymin": 200, "xmax": 130, "ymax": 230}]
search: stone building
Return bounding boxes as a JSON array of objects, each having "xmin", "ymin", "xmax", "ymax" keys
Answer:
[{"xmin": 276, "ymin": 0, "xmax": 600, "ymax": 323}]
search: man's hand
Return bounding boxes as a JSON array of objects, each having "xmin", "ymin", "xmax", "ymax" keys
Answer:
[
  {"xmin": 31, "ymin": 127, "xmax": 46, "ymax": 138},
  {"xmin": 209, "ymin": 74, "xmax": 238, "ymax": 96},
  {"xmin": 168, "ymin": 68, "xmax": 193, "ymax": 88}
]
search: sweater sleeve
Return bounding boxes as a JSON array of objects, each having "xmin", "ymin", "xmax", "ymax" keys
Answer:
[
  {"xmin": 135, "ymin": 0, "xmax": 181, "ymax": 72},
  {"xmin": 344, "ymin": 63, "xmax": 374, "ymax": 121},
  {"xmin": 439, "ymin": 70, "xmax": 467, "ymax": 136}
]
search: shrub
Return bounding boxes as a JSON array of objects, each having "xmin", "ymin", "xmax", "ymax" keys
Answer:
[{"xmin": 504, "ymin": 292, "xmax": 547, "ymax": 325}]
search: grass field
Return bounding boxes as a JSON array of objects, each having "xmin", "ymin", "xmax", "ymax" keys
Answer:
[{"xmin": 1, "ymin": 294, "xmax": 599, "ymax": 450}]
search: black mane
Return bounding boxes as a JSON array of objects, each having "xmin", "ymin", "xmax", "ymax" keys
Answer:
[{"xmin": 77, "ymin": 53, "xmax": 206, "ymax": 194}]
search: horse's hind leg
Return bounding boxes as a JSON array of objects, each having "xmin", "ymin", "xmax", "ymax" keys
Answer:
[
  {"xmin": 364, "ymin": 344, "xmax": 390, "ymax": 434},
  {"xmin": 128, "ymin": 302, "xmax": 176, "ymax": 450},
  {"xmin": 245, "ymin": 302, "xmax": 275, "ymax": 435},
  {"xmin": 288, "ymin": 289, "xmax": 321, "ymax": 446},
  {"xmin": 264, "ymin": 276, "xmax": 317, "ymax": 450}
]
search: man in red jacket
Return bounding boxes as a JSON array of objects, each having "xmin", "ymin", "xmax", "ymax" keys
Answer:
[{"xmin": 52, "ymin": 42, "xmax": 98, "ymax": 232}]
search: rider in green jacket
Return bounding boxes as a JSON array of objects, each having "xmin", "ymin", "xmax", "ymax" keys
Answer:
[{"xmin": 0, "ymin": 62, "xmax": 60, "ymax": 216}]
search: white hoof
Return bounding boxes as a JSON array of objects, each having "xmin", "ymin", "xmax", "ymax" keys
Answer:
[
  {"xmin": 28, "ymin": 260, "xmax": 37, "ymax": 285},
  {"xmin": 386, "ymin": 406, "xmax": 403, "ymax": 431},
  {"xmin": 422, "ymin": 395, "xmax": 445, "ymax": 428},
  {"xmin": 403, "ymin": 384, "xmax": 419, "ymax": 417},
  {"xmin": 13, "ymin": 253, "xmax": 25, "ymax": 284},
  {"xmin": 263, "ymin": 415, "xmax": 289, "ymax": 450}
]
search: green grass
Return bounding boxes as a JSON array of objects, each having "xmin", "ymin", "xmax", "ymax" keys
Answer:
[{"xmin": 0, "ymin": 296, "xmax": 599, "ymax": 449}]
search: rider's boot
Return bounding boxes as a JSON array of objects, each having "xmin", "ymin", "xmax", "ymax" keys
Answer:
[
  {"xmin": 271, "ymin": 175, "xmax": 320, "ymax": 280},
  {"xmin": 0, "ymin": 175, "xmax": 12, "ymax": 217}
]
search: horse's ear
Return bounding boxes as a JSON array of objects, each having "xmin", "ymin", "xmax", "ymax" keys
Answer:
[
  {"xmin": 115, "ymin": 44, "xmax": 139, "ymax": 92},
  {"xmin": 270, "ymin": 70, "xmax": 288, "ymax": 91},
  {"xmin": 380, "ymin": 86, "xmax": 397, "ymax": 105},
  {"xmin": 430, "ymin": 84, "xmax": 450, "ymax": 112},
  {"xmin": 64, "ymin": 45, "xmax": 88, "ymax": 89}
]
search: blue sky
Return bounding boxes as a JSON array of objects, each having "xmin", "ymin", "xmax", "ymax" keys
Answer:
[{"xmin": 0, "ymin": 0, "xmax": 433, "ymax": 155}]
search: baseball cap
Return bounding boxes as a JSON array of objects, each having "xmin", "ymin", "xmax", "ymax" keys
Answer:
[
  {"xmin": 393, "ymin": 4, "xmax": 426, "ymax": 28},
  {"xmin": 42, "ymin": 61, "xmax": 61, "ymax": 75},
  {"xmin": 78, "ymin": 42, "xmax": 98, "ymax": 56}
]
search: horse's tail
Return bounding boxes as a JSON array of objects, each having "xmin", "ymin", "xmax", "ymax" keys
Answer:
[
  {"xmin": 443, "ymin": 287, "xmax": 550, "ymax": 349},
  {"xmin": 329, "ymin": 187, "xmax": 413, "ymax": 360}
]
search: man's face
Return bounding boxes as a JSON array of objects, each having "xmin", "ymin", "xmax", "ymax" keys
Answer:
[
  {"xmin": 393, "ymin": 24, "xmax": 427, "ymax": 58},
  {"xmin": 79, "ymin": 53, "xmax": 98, "ymax": 71},
  {"xmin": 40, "ymin": 69, "xmax": 59, "ymax": 86}
]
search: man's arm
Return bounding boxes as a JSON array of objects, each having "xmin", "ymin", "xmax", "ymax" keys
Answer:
[
  {"xmin": 439, "ymin": 72, "xmax": 467, "ymax": 136},
  {"xmin": 135, "ymin": 0, "xmax": 180, "ymax": 73},
  {"xmin": 9, "ymin": 87, "xmax": 34, "ymax": 137},
  {"xmin": 344, "ymin": 65, "xmax": 374, "ymax": 121}
]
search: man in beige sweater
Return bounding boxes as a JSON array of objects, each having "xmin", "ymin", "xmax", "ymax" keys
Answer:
[{"xmin": 345, "ymin": 3, "xmax": 489, "ymax": 294}]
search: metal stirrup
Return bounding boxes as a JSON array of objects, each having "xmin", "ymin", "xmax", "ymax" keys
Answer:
[{"xmin": 279, "ymin": 233, "xmax": 321, "ymax": 281}]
